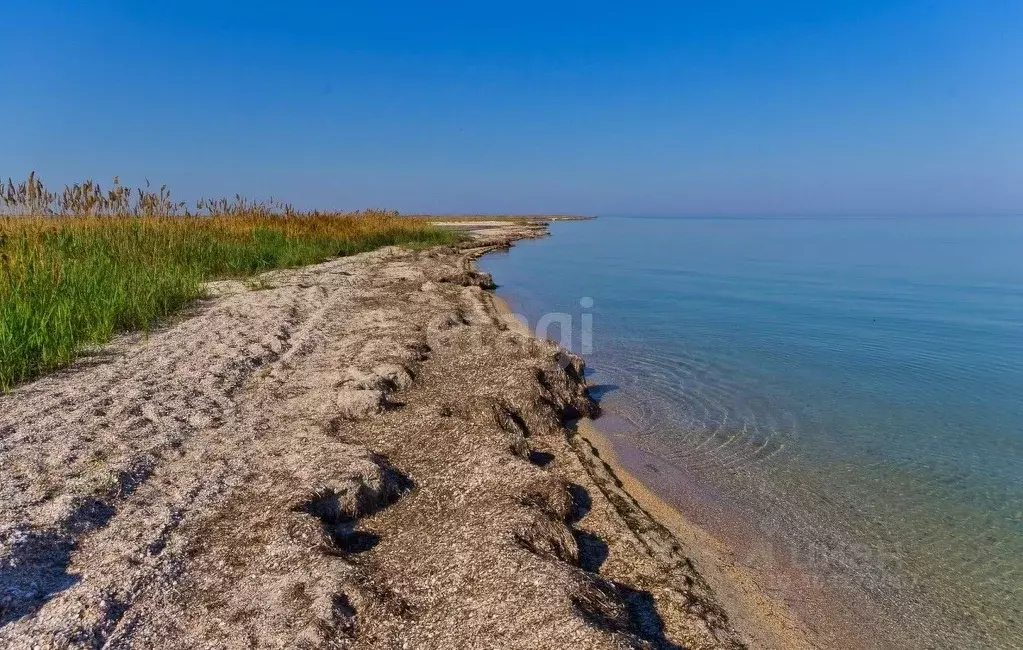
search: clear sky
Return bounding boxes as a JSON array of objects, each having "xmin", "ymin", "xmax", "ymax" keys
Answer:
[{"xmin": 3, "ymin": 1, "xmax": 1021, "ymax": 215}]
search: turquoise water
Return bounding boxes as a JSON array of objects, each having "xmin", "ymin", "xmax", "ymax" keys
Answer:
[{"xmin": 479, "ymin": 216, "xmax": 1023, "ymax": 649}]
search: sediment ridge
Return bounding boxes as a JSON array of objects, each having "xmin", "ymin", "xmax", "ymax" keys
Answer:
[{"xmin": 1, "ymin": 221, "xmax": 750, "ymax": 649}]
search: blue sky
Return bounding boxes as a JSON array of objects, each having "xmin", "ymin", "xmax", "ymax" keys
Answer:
[{"xmin": 3, "ymin": 1, "xmax": 1021, "ymax": 215}]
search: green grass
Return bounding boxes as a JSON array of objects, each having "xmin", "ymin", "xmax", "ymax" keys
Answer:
[{"xmin": 0, "ymin": 212, "xmax": 458, "ymax": 390}]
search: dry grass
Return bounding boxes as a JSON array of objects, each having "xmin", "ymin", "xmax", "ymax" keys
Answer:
[{"xmin": 0, "ymin": 173, "xmax": 459, "ymax": 390}]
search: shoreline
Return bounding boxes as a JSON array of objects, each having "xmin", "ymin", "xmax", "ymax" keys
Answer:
[
  {"xmin": 0, "ymin": 216, "xmax": 898, "ymax": 649},
  {"xmin": 483, "ymin": 278, "xmax": 819, "ymax": 650},
  {"xmin": 0, "ymin": 220, "xmax": 747, "ymax": 648},
  {"xmin": 568, "ymin": 420, "xmax": 913, "ymax": 650},
  {"xmin": 569, "ymin": 420, "xmax": 818, "ymax": 650},
  {"xmin": 477, "ymin": 225, "xmax": 924, "ymax": 650}
]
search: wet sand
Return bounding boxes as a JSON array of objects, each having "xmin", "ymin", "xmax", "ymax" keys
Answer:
[{"xmin": 570, "ymin": 415, "xmax": 933, "ymax": 650}]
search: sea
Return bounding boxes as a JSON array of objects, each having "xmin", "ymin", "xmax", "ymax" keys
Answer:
[{"xmin": 478, "ymin": 215, "xmax": 1023, "ymax": 649}]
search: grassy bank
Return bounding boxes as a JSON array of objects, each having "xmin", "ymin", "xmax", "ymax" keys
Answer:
[{"xmin": 0, "ymin": 176, "xmax": 458, "ymax": 390}]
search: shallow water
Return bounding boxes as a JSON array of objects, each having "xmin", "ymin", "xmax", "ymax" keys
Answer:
[{"xmin": 479, "ymin": 216, "xmax": 1023, "ymax": 649}]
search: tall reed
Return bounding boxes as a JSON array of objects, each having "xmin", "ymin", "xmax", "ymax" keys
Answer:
[
  {"xmin": 1, "ymin": 172, "xmax": 299, "ymax": 218},
  {"xmin": 0, "ymin": 174, "xmax": 458, "ymax": 390}
]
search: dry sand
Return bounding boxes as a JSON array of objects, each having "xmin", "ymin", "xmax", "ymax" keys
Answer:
[{"xmin": 0, "ymin": 221, "xmax": 808, "ymax": 649}]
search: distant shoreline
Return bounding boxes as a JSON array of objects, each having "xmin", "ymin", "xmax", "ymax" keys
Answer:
[{"xmin": 407, "ymin": 213, "xmax": 595, "ymax": 222}]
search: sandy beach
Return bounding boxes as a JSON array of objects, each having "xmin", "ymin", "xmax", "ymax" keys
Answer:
[{"xmin": 0, "ymin": 220, "xmax": 763, "ymax": 649}]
